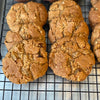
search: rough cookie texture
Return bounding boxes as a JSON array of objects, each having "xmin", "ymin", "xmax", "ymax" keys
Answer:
[
  {"xmin": 91, "ymin": 24, "xmax": 100, "ymax": 45},
  {"xmin": 89, "ymin": 0, "xmax": 100, "ymax": 62},
  {"xmin": 49, "ymin": 16, "xmax": 88, "ymax": 43},
  {"xmin": 48, "ymin": 0, "xmax": 83, "ymax": 21},
  {"xmin": 94, "ymin": 38, "xmax": 100, "ymax": 61},
  {"xmin": 2, "ymin": 39, "xmax": 48, "ymax": 84},
  {"xmin": 49, "ymin": 37, "xmax": 95, "ymax": 81},
  {"xmin": 5, "ymin": 23, "xmax": 46, "ymax": 50},
  {"xmin": 6, "ymin": 1, "xmax": 47, "ymax": 31},
  {"xmin": 89, "ymin": 8, "xmax": 100, "ymax": 28},
  {"xmin": 91, "ymin": 0, "xmax": 100, "ymax": 6},
  {"xmin": 48, "ymin": 0, "xmax": 95, "ymax": 81},
  {"xmin": 89, "ymin": 2, "xmax": 100, "ymax": 28},
  {"xmin": 91, "ymin": 24, "xmax": 100, "ymax": 61}
]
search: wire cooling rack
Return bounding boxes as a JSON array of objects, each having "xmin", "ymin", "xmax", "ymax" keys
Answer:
[{"xmin": 0, "ymin": 0, "xmax": 100, "ymax": 100}]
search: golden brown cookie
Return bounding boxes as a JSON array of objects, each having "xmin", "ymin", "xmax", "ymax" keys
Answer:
[
  {"xmin": 48, "ymin": 0, "xmax": 83, "ymax": 21},
  {"xmin": 91, "ymin": 0, "xmax": 100, "ymax": 6},
  {"xmin": 49, "ymin": 37, "xmax": 95, "ymax": 81},
  {"xmin": 2, "ymin": 39, "xmax": 48, "ymax": 84},
  {"xmin": 5, "ymin": 23, "xmax": 46, "ymax": 50},
  {"xmin": 49, "ymin": 16, "xmax": 88, "ymax": 43},
  {"xmin": 91, "ymin": 24, "xmax": 100, "ymax": 45},
  {"xmin": 91, "ymin": 24, "xmax": 100, "ymax": 61},
  {"xmin": 89, "ymin": 3, "xmax": 100, "ymax": 28},
  {"xmin": 5, "ymin": 31, "xmax": 22, "ymax": 51},
  {"xmin": 6, "ymin": 1, "xmax": 47, "ymax": 31},
  {"xmin": 93, "ymin": 38, "xmax": 100, "ymax": 61}
]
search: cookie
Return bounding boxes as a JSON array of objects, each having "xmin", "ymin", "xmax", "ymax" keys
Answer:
[
  {"xmin": 89, "ymin": 4, "xmax": 100, "ymax": 28},
  {"xmin": 93, "ymin": 38, "xmax": 100, "ymax": 61},
  {"xmin": 5, "ymin": 23, "xmax": 46, "ymax": 50},
  {"xmin": 49, "ymin": 37, "xmax": 95, "ymax": 81},
  {"xmin": 49, "ymin": 16, "xmax": 88, "ymax": 43},
  {"xmin": 48, "ymin": 0, "xmax": 83, "ymax": 21},
  {"xmin": 5, "ymin": 31, "xmax": 22, "ymax": 51},
  {"xmin": 6, "ymin": 1, "xmax": 47, "ymax": 31},
  {"xmin": 2, "ymin": 39, "xmax": 48, "ymax": 84},
  {"xmin": 91, "ymin": 24, "xmax": 100, "ymax": 45},
  {"xmin": 91, "ymin": 0, "xmax": 100, "ymax": 6},
  {"xmin": 91, "ymin": 24, "xmax": 100, "ymax": 61}
]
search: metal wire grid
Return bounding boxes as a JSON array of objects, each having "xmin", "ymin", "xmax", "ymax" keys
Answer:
[{"xmin": 0, "ymin": 0, "xmax": 100, "ymax": 100}]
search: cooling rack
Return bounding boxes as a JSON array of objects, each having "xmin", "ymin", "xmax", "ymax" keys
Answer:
[{"xmin": 0, "ymin": 0, "xmax": 100, "ymax": 100}]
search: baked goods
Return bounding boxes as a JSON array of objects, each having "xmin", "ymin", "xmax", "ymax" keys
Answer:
[
  {"xmin": 89, "ymin": 0, "xmax": 100, "ymax": 62},
  {"xmin": 48, "ymin": 0, "xmax": 95, "ymax": 81},
  {"xmin": 91, "ymin": 24, "xmax": 100, "ymax": 45},
  {"xmin": 49, "ymin": 16, "xmax": 88, "ymax": 43},
  {"xmin": 15, "ymin": 0, "xmax": 29, "ymax": 2},
  {"xmin": 48, "ymin": 0, "xmax": 83, "ymax": 21},
  {"xmin": 5, "ymin": 23, "xmax": 46, "ymax": 50},
  {"xmin": 91, "ymin": 24, "xmax": 100, "ymax": 61},
  {"xmin": 89, "ymin": 7, "xmax": 100, "ymax": 28},
  {"xmin": 6, "ymin": 1, "xmax": 47, "ymax": 32},
  {"xmin": 91, "ymin": 0, "xmax": 100, "ymax": 6},
  {"xmin": 49, "ymin": 37, "xmax": 95, "ymax": 81},
  {"xmin": 3, "ymin": 1, "xmax": 48, "ymax": 84},
  {"xmin": 2, "ymin": 39, "xmax": 48, "ymax": 84}
]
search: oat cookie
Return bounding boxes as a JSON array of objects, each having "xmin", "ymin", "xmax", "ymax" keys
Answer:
[
  {"xmin": 49, "ymin": 16, "xmax": 88, "ymax": 43},
  {"xmin": 49, "ymin": 37, "xmax": 95, "ymax": 81},
  {"xmin": 91, "ymin": 24, "xmax": 100, "ymax": 45},
  {"xmin": 2, "ymin": 39, "xmax": 48, "ymax": 84},
  {"xmin": 89, "ymin": 0, "xmax": 100, "ymax": 62},
  {"xmin": 91, "ymin": 24, "xmax": 100, "ymax": 61},
  {"xmin": 91, "ymin": 0, "xmax": 100, "ymax": 6},
  {"xmin": 5, "ymin": 31, "xmax": 22, "ymax": 51},
  {"xmin": 5, "ymin": 23, "xmax": 46, "ymax": 50},
  {"xmin": 93, "ymin": 38, "xmax": 100, "ymax": 62},
  {"xmin": 89, "ymin": 3, "xmax": 100, "ymax": 28},
  {"xmin": 6, "ymin": 1, "xmax": 47, "ymax": 31},
  {"xmin": 48, "ymin": 0, "xmax": 83, "ymax": 21}
]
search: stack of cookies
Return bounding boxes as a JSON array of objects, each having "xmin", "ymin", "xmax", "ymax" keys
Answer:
[
  {"xmin": 89, "ymin": 0, "xmax": 100, "ymax": 62},
  {"xmin": 2, "ymin": 1, "xmax": 48, "ymax": 84},
  {"xmin": 49, "ymin": 0, "xmax": 95, "ymax": 81}
]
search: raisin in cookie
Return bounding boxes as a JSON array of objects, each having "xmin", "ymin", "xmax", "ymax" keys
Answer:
[
  {"xmin": 48, "ymin": 0, "xmax": 83, "ymax": 21},
  {"xmin": 2, "ymin": 39, "xmax": 48, "ymax": 84},
  {"xmin": 49, "ymin": 37, "xmax": 95, "ymax": 81},
  {"xmin": 6, "ymin": 1, "xmax": 47, "ymax": 31},
  {"xmin": 49, "ymin": 16, "xmax": 89, "ymax": 43},
  {"xmin": 5, "ymin": 23, "xmax": 46, "ymax": 50}
]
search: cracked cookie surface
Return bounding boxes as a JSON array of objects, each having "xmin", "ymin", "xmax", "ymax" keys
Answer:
[
  {"xmin": 89, "ymin": 2, "xmax": 100, "ymax": 28},
  {"xmin": 6, "ymin": 1, "xmax": 47, "ymax": 32},
  {"xmin": 2, "ymin": 39, "xmax": 48, "ymax": 84},
  {"xmin": 91, "ymin": 24, "xmax": 100, "ymax": 61},
  {"xmin": 91, "ymin": 0, "xmax": 100, "ymax": 6},
  {"xmin": 5, "ymin": 23, "xmax": 46, "ymax": 50},
  {"xmin": 48, "ymin": 0, "xmax": 83, "ymax": 21},
  {"xmin": 91, "ymin": 24, "xmax": 100, "ymax": 45},
  {"xmin": 49, "ymin": 16, "xmax": 89, "ymax": 43},
  {"xmin": 49, "ymin": 37, "xmax": 95, "ymax": 81}
]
